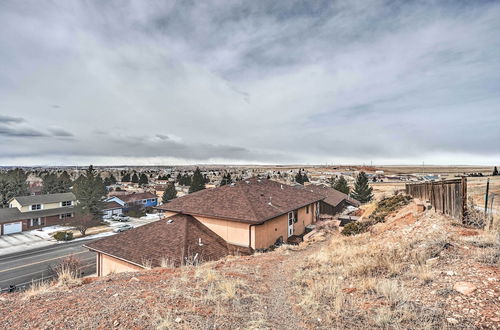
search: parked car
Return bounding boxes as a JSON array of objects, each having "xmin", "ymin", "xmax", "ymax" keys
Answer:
[
  {"xmin": 113, "ymin": 224, "xmax": 133, "ymax": 233},
  {"xmin": 112, "ymin": 214, "xmax": 130, "ymax": 222}
]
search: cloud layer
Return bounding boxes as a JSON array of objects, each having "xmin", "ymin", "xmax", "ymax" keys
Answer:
[{"xmin": 1, "ymin": 0, "xmax": 499, "ymax": 165}]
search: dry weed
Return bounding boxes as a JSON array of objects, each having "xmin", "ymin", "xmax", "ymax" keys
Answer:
[{"xmin": 23, "ymin": 280, "xmax": 51, "ymax": 299}]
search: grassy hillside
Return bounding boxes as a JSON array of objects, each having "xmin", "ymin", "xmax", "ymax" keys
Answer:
[{"xmin": 0, "ymin": 199, "xmax": 498, "ymax": 329}]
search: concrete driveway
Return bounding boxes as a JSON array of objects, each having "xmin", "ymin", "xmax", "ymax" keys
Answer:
[{"xmin": 0, "ymin": 232, "xmax": 54, "ymax": 256}]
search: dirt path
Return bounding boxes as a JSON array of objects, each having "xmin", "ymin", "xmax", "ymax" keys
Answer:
[{"xmin": 258, "ymin": 240, "xmax": 328, "ymax": 329}]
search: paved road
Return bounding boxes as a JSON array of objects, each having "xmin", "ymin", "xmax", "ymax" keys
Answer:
[{"xmin": 0, "ymin": 240, "xmax": 96, "ymax": 292}]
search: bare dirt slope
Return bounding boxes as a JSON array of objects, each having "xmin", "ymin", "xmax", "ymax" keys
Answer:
[{"xmin": 0, "ymin": 202, "xmax": 498, "ymax": 329}]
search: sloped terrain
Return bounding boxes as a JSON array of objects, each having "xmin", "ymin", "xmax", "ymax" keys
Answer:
[{"xmin": 0, "ymin": 201, "xmax": 498, "ymax": 329}]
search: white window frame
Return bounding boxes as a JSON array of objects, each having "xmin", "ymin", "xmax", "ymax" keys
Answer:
[
  {"xmin": 30, "ymin": 204, "xmax": 42, "ymax": 211},
  {"xmin": 61, "ymin": 200, "xmax": 72, "ymax": 207},
  {"xmin": 287, "ymin": 211, "xmax": 294, "ymax": 237}
]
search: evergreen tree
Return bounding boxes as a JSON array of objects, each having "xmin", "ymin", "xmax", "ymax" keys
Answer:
[
  {"xmin": 0, "ymin": 169, "xmax": 29, "ymax": 207},
  {"xmin": 60, "ymin": 171, "xmax": 72, "ymax": 189},
  {"xmin": 176, "ymin": 173, "xmax": 182, "ymax": 183},
  {"xmin": 302, "ymin": 172, "xmax": 309, "ymax": 183},
  {"xmin": 220, "ymin": 172, "xmax": 233, "ymax": 186},
  {"xmin": 139, "ymin": 173, "xmax": 149, "ymax": 186},
  {"xmin": 295, "ymin": 170, "xmax": 304, "ymax": 184},
  {"xmin": 493, "ymin": 166, "xmax": 499, "ymax": 176},
  {"xmin": 162, "ymin": 183, "xmax": 177, "ymax": 203},
  {"xmin": 333, "ymin": 175, "xmax": 350, "ymax": 195},
  {"xmin": 131, "ymin": 173, "xmax": 139, "ymax": 184},
  {"xmin": 121, "ymin": 173, "xmax": 131, "ymax": 182},
  {"xmin": 189, "ymin": 167, "xmax": 206, "ymax": 193},
  {"xmin": 73, "ymin": 165, "xmax": 106, "ymax": 219},
  {"xmin": 109, "ymin": 174, "xmax": 117, "ymax": 184},
  {"xmin": 351, "ymin": 171, "xmax": 373, "ymax": 203}
]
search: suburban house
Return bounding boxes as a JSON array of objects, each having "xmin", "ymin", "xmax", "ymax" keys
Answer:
[
  {"xmin": 0, "ymin": 192, "xmax": 77, "ymax": 235},
  {"xmin": 105, "ymin": 192, "xmax": 158, "ymax": 211},
  {"xmin": 157, "ymin": 178, "xmax": 324, "ymax": 250},
  {"xmin": 84, "ymin": 214, "xmax": 232, "ymax": 276},
  {"xmin": 300, "ymin": 184, "xmax": 361, "ymax": 216},
  {"xmin": 101, "ymin": 201, "xmax": 124, "ymax": 219}
]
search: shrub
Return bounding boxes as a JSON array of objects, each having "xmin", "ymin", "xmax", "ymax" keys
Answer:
[
  {"xmin": 370, "ymin": 194, "xmax": 412, "ymax": 224},
  {"xmin": 53, "ymin": 231, "xmax": 73, "ymax": 241},
  {"xmin": 342, "ymin": 222, "xmax": 366, "ymax": 236}
]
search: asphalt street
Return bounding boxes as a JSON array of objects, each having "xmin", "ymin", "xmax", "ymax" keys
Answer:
[{"xmin": 0, "ymin": 240, "xmax": 96, "ymax": 292}]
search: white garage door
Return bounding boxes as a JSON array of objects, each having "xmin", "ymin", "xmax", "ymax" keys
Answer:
[{"xmin": 3, "ymin": 222, "xmax": 22, "ymax": 235}]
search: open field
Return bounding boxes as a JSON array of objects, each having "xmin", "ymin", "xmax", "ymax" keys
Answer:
[{"xmin": 374, "ymin": 165, "xmax": 495, "ymax": 177}]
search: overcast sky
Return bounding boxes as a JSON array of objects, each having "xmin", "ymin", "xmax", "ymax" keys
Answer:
[{"xmin": 1, "ymin": 1, "xmax": 499, "ymax": 166}]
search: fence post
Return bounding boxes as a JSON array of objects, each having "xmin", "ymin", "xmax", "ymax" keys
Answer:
[{"xmin": 461, "ymin": 176, "xmax": 467, "ymax": 222}]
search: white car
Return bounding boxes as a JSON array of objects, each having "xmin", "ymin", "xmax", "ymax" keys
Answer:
[
  {"xmin": 112, "ymin": 214, "xmax": 130, "ymax": 222},
  {"xmin": 113, "ymin": 224, "xmax": 133, "ymax": 233}
]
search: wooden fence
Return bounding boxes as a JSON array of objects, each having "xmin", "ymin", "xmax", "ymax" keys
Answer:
[{"xmin": 405, "ymin": 177, "xmax": 467, "ymax": 221}]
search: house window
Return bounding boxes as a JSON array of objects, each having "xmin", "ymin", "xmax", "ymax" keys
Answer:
[
  {"xmin": 288, "ymin": 212, "xmax": 294, "ymax": 226},
  {"xmin": 29, "ymin": 218, "xmax": 44, "ymax": 227},
  {"xmin": 61, "ymin": 201, "xmax": 72, "ymax": 207},
  {"xmin": 31, "ymin": 204, "xmax": 42, "ymax": 210},
  {"xmin": 306, "ymin": 205, "xmax": 309, "ymax": 214},
  {"xmin": 293, "ymin": 210, "xmax": 298, "ymax": 223},
  {"xmin": 59, "ymin": 213, "xmax": 73, "ymax": 219}
]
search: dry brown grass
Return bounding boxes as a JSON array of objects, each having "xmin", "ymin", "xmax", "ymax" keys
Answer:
[
  {"xmin": 154, "ymin": 263, "xmax": 269, "ymax": 329},
  {"xmin": 55, "ymin": 267, "xmax": 82, "ymax": 287},
  {"xmin": 292, "ymin": 211, "xmax": 448, "ymax": 329},
  {"xmin": 22, "ymin": 280, "xmax": 52, "ymax": 300}
]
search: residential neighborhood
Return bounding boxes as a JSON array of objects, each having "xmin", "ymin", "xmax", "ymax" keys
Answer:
[{"xmin": 1, "ymin": 0, "xmax": 500, "ymax": 327}]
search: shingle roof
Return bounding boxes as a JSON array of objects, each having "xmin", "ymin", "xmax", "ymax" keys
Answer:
[
  {"xmin": 157, "ymin": 178, "xmax": 324, "ymax": 224},
  {"xmin": 301, "ymin": 184, "xmax": 361, "ymax": 207},
  {"xmin": 111, "ymin": 192, "xmax": 157, "ymax": 204},
  {"xmin": 84, "ymin": 214, "xmax": 229, "ymax": 268},
  {"xmin": 0, "ymin": 206, "xmax": 75, "ymax": 224},
  {"xmin": 103, "ymin": 201, "xmax": 123, "ymax": 210},
  {"xmin": 11, "ymin": 192, "xmax": 76, "ymax": 206}
]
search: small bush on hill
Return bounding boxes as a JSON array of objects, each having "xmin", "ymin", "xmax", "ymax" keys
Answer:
[
  {"xmin": 342, "ymin": 222, "xmax": 367, "ymax": 236},
  {"xmin": 53, "ymin": 231, "xmax": 74, "ymax": 241},
  {"xmin": 370, "ymin": 194, "xmax": 412, "ymax": 224}
]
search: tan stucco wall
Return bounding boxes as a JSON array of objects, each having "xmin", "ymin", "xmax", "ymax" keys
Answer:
[
  {"xmin": 192, "ymin": 215, "xmax": 250, "ymax": 247},
  {"xmin": 253, "ymin": 213, "xmax": 289, "ymax": 249},
  {"xmin": 99, "ymin": 253, "xmax": 143, "ymax": 276},
  {"xmin": 161, "ymin": 202, "xmax": 318, "ymax": 250}
]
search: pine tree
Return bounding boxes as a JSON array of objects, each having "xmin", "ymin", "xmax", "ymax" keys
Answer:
[
  {"xmin": 121, "ymin": 173, "xmax": 131, "ymax": 182},
  {"xmin": 131, "ymin": 173, "xmax": 139, "ymax": 184},
  {"xmin": 493, "ymin": 166, "xmax": 499, "ymax": 176},
  {"xmin": 333, "ymin": 175, "xmax": 350, "ymax": 195},
  {"xmin": 220, "ymin": 172, "xmax": 233, "ymax": 186},
  {"xmin": 302, "ymin": 172, "xmax": 309, "ymax": 183},
  {"xmin": 139, "ymin": 173, "xmax": 149, "ymax": 186},
  {"xmin": 108, "ymin": 174, "xmax": 117, "ymax": 184},
  {"xmin": 351, "ymin": 171, "xmax": 373, "ymax": 203},
  {"xmin": 162, "ymin": 183, "xmax": 177, "ymax": 203},
  {"xmin": 60, "ymin": 171, "xmax": 72, "ymax": 189},
  {"xmin": 189, "ymin": 167, "xmax": 206, "ymax": 193},
  {"xmin": 73, "ymin": 165, "xmax": 106, "ymax": 219},
  {"xmin": 295, "ymin": 170, "xmax": 304, "ymax": 184}
]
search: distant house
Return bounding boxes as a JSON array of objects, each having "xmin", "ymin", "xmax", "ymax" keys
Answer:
[
  {"xmin": 101, "ymin": 201, "xmax": 124, "ymax": 219},
  {"xmin": 0, "ymin": 192, "xmax": 77, "ymax": 235},
  {"xmin": 105, "ymin": 192, "xmax": 158, "ymax": 210},
  {"xmin": 84, "ymin": 214, "xmax": 232, "ymax": 276},
  {"xmin": 301, "ymin": 185, "xmax": 360, "ymax": 216},
  {"xmin": 157, "ymin": 178, "xmax": 324, "ymax": 250}
]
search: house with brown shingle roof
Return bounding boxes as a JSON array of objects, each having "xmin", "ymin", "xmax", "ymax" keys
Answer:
[
  {"xmin": 300, "ymin": 184, "xmax": 360, "ymax": 216},
  {"xmin": 84, "ymin": 214, "xmax": 231, "ymax": 276},
  {"xmin": 157, "ymin": 178, "xmax": 324, "ymax": 250}
]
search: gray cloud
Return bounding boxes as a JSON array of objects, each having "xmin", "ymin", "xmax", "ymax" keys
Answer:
[
  {"xmin": 48, "ymin": 128, "xmax": 74, "ymax": 137},
  {"xmin": 0, "ymin": 0, "xmax": 499, "ymax": 165}
]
